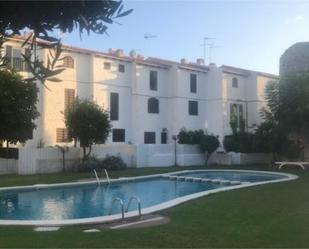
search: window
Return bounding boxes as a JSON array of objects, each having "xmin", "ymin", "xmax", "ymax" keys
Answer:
[
  {"xmin": 188, "ymin": 101, "xmax": 198, "ymax": 116},
  {"xmin": 104, "ymin": 62, "xmax": 111, "ymax": 70},
  {"xmin": 5, "ymin": 45, "xmax": 31, "ymax": 72},
  {"xmin": 64, "ymin": 89, "xmax": 75, "ymax": 111},
  {"xmin": 118, "ymin": 64, "xmax": 125, "ymax": 73},
  {"xmin": 190, "ymin": 73, "xmax": 197, "ymax": 93},
  {"xmin": 148, "ymin": 98, "xmax": 159, "ymax": 114},
  {"xmin": 63, "ymin": 56, "xmax": 74, "ymax": 68},
  {"xmin": 24, "ymin": 48, "xmax": 31, "ymax": 72},
  {"xmin": 161, "ymin": 132, "xmax": 167, "ymax": 144},
  {"xmin": 110, "ymin": 92, "xmax": 119, "ymax": 121},
  {"xmin": 230, "ymin": 103, "xmax": 244, "ymax": 130},
  {"xmin": 112, "ymin": 129, "xmax": 125, "ymax": 142},
  {"xmin": 232, "ymin": 77, "xmax": 238, "ymax": 88},
  {"xmin": 144, "ymin": 132, "xmax": 156, "ymax": 144},
  {"xmin": 56, "ymin": 128, "xmax": 69, "ymax": 143},
  {"xmin": 150, "ymin": 70, "xmax": 158, "ymax": 91}
]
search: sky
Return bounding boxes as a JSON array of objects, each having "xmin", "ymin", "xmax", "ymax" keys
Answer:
[{"xmin": 61, "ymin": 0, "xmax": 309, "ymax": 75}]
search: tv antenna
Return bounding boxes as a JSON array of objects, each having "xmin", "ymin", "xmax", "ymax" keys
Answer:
[
  {"xmin": 200, "ymin": 37, "xmax": 215, "ymax": 63},
  {"xmin": 144, "ymin": 33, "xmax": 157, "ymax": 39},
  {"xmin": 207, "ymin": 43, "xmax": 222, "ymax": 63}
]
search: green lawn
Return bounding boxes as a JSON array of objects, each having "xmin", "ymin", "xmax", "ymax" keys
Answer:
[{"xmin": 0, "ymin": 165, "xmax": 309, "ymax": 248}]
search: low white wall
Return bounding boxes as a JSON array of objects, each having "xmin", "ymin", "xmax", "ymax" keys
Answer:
[
  {"xmin": 177, "ymin": 144, "xmax": 205, "ymax": 166},
  {"xmin": 136, "ymin": 144, "xmax": 174, "ymax": 167},
  {"xmin": 92, "ymin": 144, "xmax": 136, "ymax": 167},
  {"xmin": 208, "ymin": 153, "xmax": 233, "ymax": 165},
  {"xmin": 19, "ymin": 147, "xmax": 81, "ymax": 175},
  {"xmin": 209, "ymin": 152, "xmax": 272, "ymax": 165},
  {"xmin": 0, "ymin": 159, "xmax": 18, "ymax": 175},
  {"xmin": 17, "ymin": 145, "xmax": 273, "ymax": 175}
]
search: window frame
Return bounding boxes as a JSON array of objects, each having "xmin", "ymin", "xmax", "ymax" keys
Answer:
[
  {"xmin": 188, "ymin": 100, "xmax": 198, "ymax": 116},
  {"xmin": 144, "ymin": 132, "xmax": 156, "ymax": 144},
  {"xmin": 161, "ymin": 132, "xmax": 167, "ymax": 144},
  {"xmin": 190, "ymin": 73, "xmax": 197, "ymax": 93},
  {"xmin": 63, "ymin": 56, "xmax": 74, "ymax": 69},
  {"xmin": 118, "ymin": 64, "xmax": 125, "ymax": 73},
  {"xmin": 56, "ymin": 128, "xmax": 69, "ymax": 143},
  {"xmin": 232, "ymin": 77, "xmax": 238, "ymax": 88},
  {"xmin": 112, "ymin": 129, "xmax": 125, "ymax": 142},
  {"xmin": 104, "ymin": 61, "xmax": 111, "ymax": 70},
  {"xmin": 110, "ymin": 92, "xmax": 119, "ymax": 121},
  {"xmin": 64, "ymin": 88, "xmax": 75, "ymax": 112},
  {"xmin": 149, "ymin": 70, "xmax": 158, "ymax": 91},
  {"xmin": 147, "ymin": 97, "xmax": 159, "ymax": 114}
]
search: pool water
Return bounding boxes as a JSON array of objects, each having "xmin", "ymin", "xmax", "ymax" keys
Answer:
[
  {"xmin": 0, "ymin": 170, "xmax": 291, "ymax": 222},
  {"xmin": 0, "ymin": 178, "xmax": 225, "ymax": 220},
  {"xmin": 173, "ymin": 170, "xmax": 287, "ymax": 182}
]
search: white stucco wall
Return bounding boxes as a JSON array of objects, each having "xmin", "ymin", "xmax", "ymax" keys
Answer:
[{"xmin": 5, "ymin": 38, "xmax": 278, "ymax": 149}]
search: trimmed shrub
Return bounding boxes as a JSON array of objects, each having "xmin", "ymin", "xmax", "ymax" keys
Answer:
[
  {"xmin": 178, "ymin": 128, "xmax": 204, "ymax": 144},
  {"xmin": 79, "ymin": 155, "xmax": 127, "ymax": 172},
  {"xmin": 101, "ymin": 155, "xmax": 127, "ymax": 170},
  {"xmin": 223, "ymin": 132, "xmax": 256, "ymax": 153}
]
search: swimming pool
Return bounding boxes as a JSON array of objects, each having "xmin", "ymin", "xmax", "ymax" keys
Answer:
[
  {"xmin": 170, "ymin": 170, "xmax": 286, "ymax": 182},
  {"xmin": 0, "ymin": 170, "xmax": 297, "ymax": 226}
]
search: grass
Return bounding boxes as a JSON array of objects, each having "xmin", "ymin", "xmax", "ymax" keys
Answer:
[{"xmin": 0, "ymin": 165, "xmax": 308, "ymax": 248}]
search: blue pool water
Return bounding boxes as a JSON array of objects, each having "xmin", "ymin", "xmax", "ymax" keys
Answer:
[
  {"xmin": 0, "ymin": 170, "xmax": 289, "ymax": 221},
  {"xmin": 173, "ymin": 170, "xmax": 287, "ymax": 182},
  {"xmin": 0, "ymin": 178, "xmax": 225, "ymax": 220}
]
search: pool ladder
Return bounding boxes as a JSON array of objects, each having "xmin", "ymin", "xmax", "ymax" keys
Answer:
[
  {"xmin": 108, "ymin": 196, "xmax": 142, "ymax": 220},
  {"xmin": 92, "ymin": 169, "xmax": 110, "ymax": 185}
]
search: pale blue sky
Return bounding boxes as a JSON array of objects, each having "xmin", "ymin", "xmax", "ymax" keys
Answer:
[{"xmin": 62, "ymin": 0, "xmax": 309, "ymax": 75}]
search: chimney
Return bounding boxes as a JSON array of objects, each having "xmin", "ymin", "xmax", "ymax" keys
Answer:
[
  {"xmin": 137, "ymin": 54, "xmax": 144, "ymax": 60},
  {"xmin": 108, "ymin": 48, "xmax": 116, "ymax": 54},
  {"xmin": 116, "ymin": 49, "xmax": 124, "ymax": 57},
  {"xmin": 196, "ymin": 58, "xmax": 204, "ymax": 65},
  {"xmin": 129, "ymin": 50, "xmax": 137, "ymax": 58},
  {"xmin": 180, "ymin": 58, "xmax": 188, "ymax": 64}
]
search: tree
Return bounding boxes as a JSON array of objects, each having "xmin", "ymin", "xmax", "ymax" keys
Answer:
[
  {"xmin": 65, "ymin": 99, "xmax": 111, "ymax": 161},
  {"xmin": 256, "ymin": 79, "xmax": 303, "ymax": 160},
  {"xmin": 177, "ymin": 129, "xmax": 219, "ymax": 165},
  {"xmin": 0, "ymin": 1, "xmax": 133, "ymax": 82},
  {"xmin": 0, "ymin": 70, "xmax": 39, "ymax": 146},
  {"xmin": 278, "ymin": 73, "xmax": 309, "ymax": 140},
  {"xmin": 199, "ymin": 135, "xmax": 220, "ymax": 165}
]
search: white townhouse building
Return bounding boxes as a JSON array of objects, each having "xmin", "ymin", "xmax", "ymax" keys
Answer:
[{"xmin": 4, "ymin": 36, "xmax": 278, "ymax": 148}]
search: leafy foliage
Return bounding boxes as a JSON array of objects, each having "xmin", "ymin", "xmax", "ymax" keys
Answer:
[
  {"xmin": 0, "ymin": 70, "xmax": 39, "ymax": 145},
  {"xmin": 0, "ymin": 1, "xmax": 132, "ymax": 83},
  {"xmin": 278, "ymin": 73, "xmax": 309, "ymax": 136},
  {"xmin": 224, "ymin": 78, "xmax": 303, "ymax": 160},
  {"xmin": 177, "ymin": 129, "xmax": 220, "ymax": 165},
  {"xmin": 0, "ymin": 1, "xmax": 132, "ymax": 37},
  {"xmin": 178, "ymin": 128, "xmax": 205, "ymax": 144},
  {"xmin": 80, "ymin": 155, "xmax": 127, "ymax": 172},
  {"xmin": 223, "ymin": 133, "xmax": 256, "ymax": 153},
  {"xmin": 65, "ymin": 99, "xmax": 111, "ymax": 160},
  {"xmin": 199, "ymin": 135, "xmax": 220, "ymax": 165}
]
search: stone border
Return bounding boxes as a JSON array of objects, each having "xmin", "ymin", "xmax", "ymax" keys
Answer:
[{"xmin": 0, "ymin": 169, "xmax": 298, "ymax": 226}]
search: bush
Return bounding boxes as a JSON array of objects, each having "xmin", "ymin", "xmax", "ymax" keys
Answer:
[
  {"xmin": 101, "ymin": 155, "xmax": 127, "ymax": 170},
  {"xmin": 223, "ymin": 132, "xmax": 256, "ymax": 153},
  {"xmin": 78, "ymin": 156, "xmax": 101, "ymax": 172},
  {"xmin": 177, "ymin": 129, "xmax": 220, "ymax": 165},
  {"xmin": 178, "ymin": 128, "xmax": 205, "ymax": 144},
  {"xmin": 199, "ymin": 135, "xmax": 220, "ymax": 165},
  {"xmin": 79, "ymin": 155, "xmax": 127, "ymax": 172}
]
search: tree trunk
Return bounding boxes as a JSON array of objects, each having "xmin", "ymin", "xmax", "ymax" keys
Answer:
[
  {"xmin": 83, "ymin": 146, "xmax": 86, "ymax": 162},
  {"xmin": 6, "ymin": 141, "xmax": 9, "ymax": 159}
]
